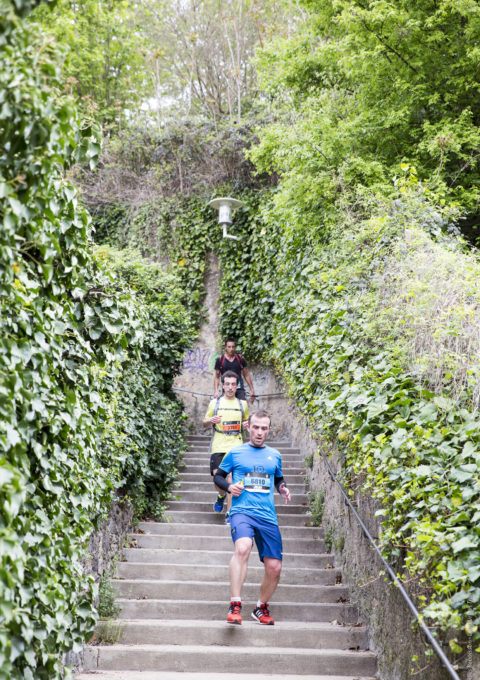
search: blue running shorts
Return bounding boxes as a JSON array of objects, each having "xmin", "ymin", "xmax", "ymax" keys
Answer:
[{"xmin": 230, "ymin": 513, "xmax": 283, "ymax": 562}]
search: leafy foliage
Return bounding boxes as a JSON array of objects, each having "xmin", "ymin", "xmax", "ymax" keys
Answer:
[
  {"xmin": 32, "ymin": 0, "xmax": 150, "ymax": 132},
  {"xmin": 97, "ymin": 567, "xmax": 120, "ymax": 620},
  {"xmin": 307, "ymin": 490, "xmax": 325, "ymax": 527},
  {"xmin": 91, "ymin": 197, "xmax": 218, "ymax": 329},
  {"xmin": 214, "ymin": 180, "xmax": 480, "ymax": 648},
  {"xmin": 0, "ymin": 3, "xmax": 194, "ymax": 677},
  {"xmin": 78, "ymin": 119, "xmax": 272, "ymax": 212},
  {"xmin": 208, "ymin": 1, "xmax": 480, "ymax": 650},
  {"xmin": 0, "ymin": 6, "xmax": 104, "ymax": 677},
  {"xmin": 135, "ymin": 0, "xmax": 294, "ymax": 123},
  {"xmin": 216, "ymin": 189, "xmax": 279, "ymax": 355},
  {"xmin": 252, "ymin": 0, "xmax": 480, "ymax": 240},
  {"xmin": 32, "ymin": 0, "xmax": 298, "ymax": 128},
  {"xmin": 93, "ymin": 246, "xmax": 194, "ymax": 518}
]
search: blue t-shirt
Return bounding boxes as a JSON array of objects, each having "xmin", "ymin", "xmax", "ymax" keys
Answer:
[{"xmin": 219, "ymin": 442, "xmax": 283, "ymax": 525}]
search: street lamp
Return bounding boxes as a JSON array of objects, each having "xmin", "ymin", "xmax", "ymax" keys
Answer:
[{"xmin": 208, "ymin": 197, "xmax": 243, "ymax": 240}]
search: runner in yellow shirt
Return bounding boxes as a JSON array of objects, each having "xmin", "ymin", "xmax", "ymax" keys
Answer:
[{"xmin": 203, "ymin": 371, "xmax": 249, "ymax": 514}]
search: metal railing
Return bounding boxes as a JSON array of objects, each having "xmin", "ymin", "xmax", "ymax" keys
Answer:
[
  {"xmin": 173, "ymin": 387, "xmax": 285, "ymax": 399},
  {"xmin": 318, "ymin": 449, "xmax": 462, "ymax": 680}
]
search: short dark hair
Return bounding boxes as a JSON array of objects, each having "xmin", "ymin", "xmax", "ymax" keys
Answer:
[
  {"xmin": 249, "ymin": 410, "xmax": 271, "ymax": 425},
  {"xmin": 222, "ymin": 370, "xmax": 238, "ymax": 384},
  {"xmin": 225, "ymin": 337, "xmax": 236, "ymax": 345}
]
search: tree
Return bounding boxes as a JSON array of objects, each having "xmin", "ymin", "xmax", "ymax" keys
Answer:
[
  {"xmin": 32, "ymin": 0, "xmax": 151, "ymax": 132},
  {"xmin": 138, "ymin": 0, "xmax": 296, "ymax": 124},
  {"xmin": 251, "ymin": 0, "xmax": 480, "ymax": 235}
]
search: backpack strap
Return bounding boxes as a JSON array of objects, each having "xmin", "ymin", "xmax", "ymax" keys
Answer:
[
  {"xmin": 209, "ymin": 395, "xmax": 223, "ymax": 453},
  {"xmin": 220, "ymin": 353, "xmax": 243, "ymax": 371},
  {"xmin": 210, "ymin": 396, "xmax": 244, "ymax": 438},
  {"xmin": 237, "ymin": 397, "xmax": 244, "ymax": 421}
]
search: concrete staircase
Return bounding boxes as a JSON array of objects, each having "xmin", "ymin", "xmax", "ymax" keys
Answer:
[{"xmin": 77, "ymin": 435, "xmax": 377, "ymax": 680}]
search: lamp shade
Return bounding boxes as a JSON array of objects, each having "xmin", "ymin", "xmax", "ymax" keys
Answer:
[{"xmin": 208, "ymin": 197, "xmax": 243, "ymax": 224}]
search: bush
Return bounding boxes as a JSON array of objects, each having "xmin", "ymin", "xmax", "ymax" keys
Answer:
[
  {"xmin": 212, "ymin": 181, "xmax": 480, "ymax": 649},
  {"xmin": 0, "ymin": 4, "xmax": 194, "ymax": 677},
  {"xmin": 94, "ymin": 246, "xmax": 195, "ymax": 518}
]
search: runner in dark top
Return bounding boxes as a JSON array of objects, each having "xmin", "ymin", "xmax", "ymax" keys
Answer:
[
  {"xmin": 214, "ymin": 410, "xmax": 291, "ymax": 626},
  {"xmin": 214, "ymin": 337, "xmax": 255, "ymax": 403}
]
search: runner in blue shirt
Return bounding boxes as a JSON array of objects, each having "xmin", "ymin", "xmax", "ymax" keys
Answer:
[{"xmin": 214, "ymin": 410, "xmax": 291, "ymax": 626}]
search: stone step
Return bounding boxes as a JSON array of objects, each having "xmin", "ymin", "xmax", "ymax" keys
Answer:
[
  {"xmin": 178, "ymin": 472, "xmax": 307, "ymax": 483},
  {"xmin": 137, "ymin": 521, "xmax": 322, "ymax": 539},
  {"xmin": 122, "ymin": 548, "xmax": 334, "ymax": 568},
  {"xmin": 112, "ymin": 579, "xmax": 349, "ymax": 604},
  {"xmin": 162, "ymin": 511, "xmax": 315, "ymax": 526},
  {"xmin": 183, "ymin": 446, "xmax": 303, "ymax": 461},
  {"xmin": 178, "ymin": 464, "xmax": 307, "ymax": 474},
  {"xmin": 186, "ymin": 438, "xmax": 298, "ymax": 449},
  {"xmin": 130, "ymin": 534, "xmax": 324, "ymax": 553},
  {"xmin": 84, "ymin": 643, "xmax": 376, "ymax": 675},
  {"xmin": 80, "ymin": 430, "xmax": 376, "ymax": 679},
  {"xmin": 115, "ymin": 600, "xmax": 359, "ymax": 624},
  {"xmin": 116, "ymin": 563, "xmax": 340, "ymax": 586},
  {"xmin": 170, "ymin": 490, "xmax": 308, "ymax": 504},
  {"xmin": 165, "ymin": 501, "xmax": 308, "ymax": 514},
  {"xmin": 94, "ymin": 619, "xmax": 368, "ymax": 649},
  {"xmin": 77, "ymin": 672, "xmax": 375, "ymax": 680},
  {"xmin": 173, "ymin": 480, "xmax": 307, "ymax": 491}
]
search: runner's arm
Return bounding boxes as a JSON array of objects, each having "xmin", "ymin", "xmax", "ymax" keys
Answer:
[
  {"xmin": 275, "ymin": 475, "xmax": 291, "ymax": 503},
  {"xmin": 203, "ymin": 414, "xmax": 221, "ymax": 427},
  {"xmin": 214, "ymin": 469, "xmax": 243, "ymax": 496},
  {"xmin": 213, "ymin": 369, "xmax": 221, "ymax": 398},
  {"xmin": 242, "ymin": 367, "xmax": 255, "ymax": 403},
  {"xmin": 213, "ymin": 468, "xmax": 230, "ymax": 493},
  {"xmin": 203, "ymin": 401, "xmax": 220, "ymax": 428}
]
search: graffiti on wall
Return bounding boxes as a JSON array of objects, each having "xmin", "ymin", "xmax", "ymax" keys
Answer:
[{"xmin": 182, "ymin": 347, "xmax": 219, "ymax": 374}]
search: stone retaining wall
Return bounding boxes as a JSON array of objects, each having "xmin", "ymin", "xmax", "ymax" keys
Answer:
[{"xmin": 66, "ymin": 497, "xmax": 134, "ymax": 673}]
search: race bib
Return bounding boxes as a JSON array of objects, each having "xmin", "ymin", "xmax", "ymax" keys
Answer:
[
  {"xmin": 244, "ymin": 471, "xmax": 271, "ymax": 493},
  {"xmin": 222, "ymin": 420, "xmax": 241, "ymax": 433}
]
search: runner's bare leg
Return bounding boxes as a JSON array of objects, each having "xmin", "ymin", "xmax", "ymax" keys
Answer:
[
  {"xmin": 230, "ymin": 537, "xmax": 253, "ymax": 598},
  {"xmin": 259, "ymin": 557, "xmax": 282, "ymax": 603}
]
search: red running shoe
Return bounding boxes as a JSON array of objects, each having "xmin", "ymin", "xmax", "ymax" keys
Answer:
[
  {"xmin": 227, "ymin": 601, "xmax": 242, "ymax": 625},
  {"xmin": 251, "ymin": 603, "xmax": 274, "ymax": 625}
]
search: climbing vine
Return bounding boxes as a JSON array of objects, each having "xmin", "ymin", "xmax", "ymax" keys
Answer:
[
  {"xmin": 91, "ymin": 197, "xmax": 219, "ymax": 329},
  {"xmin": 0, "ymin": 3, "xmax": 193, "ymax": 677},
  {"xmin": 93, "ymin": 246, "xmax": 194, "ymax": 519},
  {"xmin": 213, "ymin": 180, "xmax": 480, "ymax": 652}
]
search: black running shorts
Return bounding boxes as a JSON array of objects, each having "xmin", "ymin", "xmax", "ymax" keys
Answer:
[
  {"xmin": 235, "ymin": 387, "xmax": 246, "ymax": 400},
  {"xmin": 210, "ymin": 452, "xmax": 226, "ymax": 476}
]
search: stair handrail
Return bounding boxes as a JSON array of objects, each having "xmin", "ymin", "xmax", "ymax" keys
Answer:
[
  {"xmin": 173, "ymin": 387, "xmax": 285, "ymax": 399},
  {"xmin": 318, "ymin": 450, "xmax": 462, "ymax": 680}
]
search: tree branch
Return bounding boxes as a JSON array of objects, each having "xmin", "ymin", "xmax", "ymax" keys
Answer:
[{"xmin": 360, "ymin": 18, "xmax": 420, "ymax": 75}]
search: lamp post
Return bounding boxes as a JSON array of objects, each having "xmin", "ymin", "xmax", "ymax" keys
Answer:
[{"xmin": 208, "ymin": 197, "xmax": 243, "ymax": 240}]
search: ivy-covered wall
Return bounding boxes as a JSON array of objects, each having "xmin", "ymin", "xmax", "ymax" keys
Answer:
[
  {"xmin": 87, "ymin": 166, "xmax": 480, "ymax": 669},
  {"xmin": 0, "ymin": 3, "xmax": 194, "ymax": 678},
  {"xmin": 212, "ymin": 183, "xmax": 480, "ymax": 666}
]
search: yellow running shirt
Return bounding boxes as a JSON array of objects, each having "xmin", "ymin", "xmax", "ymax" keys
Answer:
[{"xmin": 205, "ymin": 396, "xmax": 249, "ymax": 455}]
